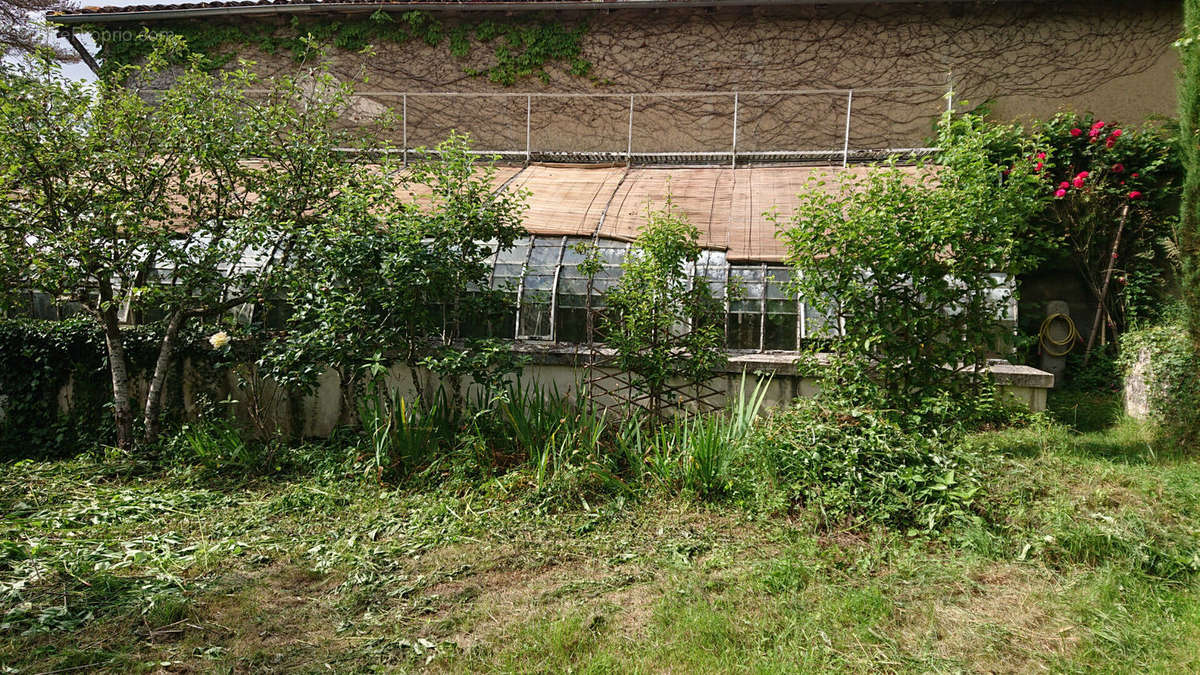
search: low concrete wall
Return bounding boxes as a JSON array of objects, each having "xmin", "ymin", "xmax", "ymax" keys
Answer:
[{"xmin": 51, "ymin": 347, "xmax": 1053, "ymax": 438}]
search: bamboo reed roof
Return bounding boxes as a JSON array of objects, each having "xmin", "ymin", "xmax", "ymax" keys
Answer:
[{"xmin": 499, "ymin": 163, "xmax": 921, "ymax": 262}]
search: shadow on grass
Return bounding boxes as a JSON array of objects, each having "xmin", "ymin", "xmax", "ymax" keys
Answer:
[{"xmin": 966, "ymin": 414, "xmax": 1182, "ymax": 467}]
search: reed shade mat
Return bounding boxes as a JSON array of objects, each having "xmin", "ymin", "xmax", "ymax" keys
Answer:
[
  {"xmin": 505, "ymin": 164, "xmax": 626, "ymax": 237},
  {"xmin": 387, "ymin": 163, "xmax": 927, "ymax": 261},
  {"xmin": 603, "ymin": 167, "xmax": 733, "ymax": 250}
]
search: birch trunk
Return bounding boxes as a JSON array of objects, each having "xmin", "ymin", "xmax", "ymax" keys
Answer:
[
  {"xmin": 98, "ymin": 280, "xmax": 134, "ymax": 451},
  {"xmin": 142, "ymin": 310, "xmax": 185, "ymax": 444}
]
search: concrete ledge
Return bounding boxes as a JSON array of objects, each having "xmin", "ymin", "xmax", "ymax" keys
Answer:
[{"xmin": 510, "ymin": 342, "xmax": 1055, "ymax": 389}]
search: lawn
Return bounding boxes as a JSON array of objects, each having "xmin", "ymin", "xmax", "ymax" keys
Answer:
[{"xmin": 2, "ymin": 393, "xmax": 1199, "ymax": 673}]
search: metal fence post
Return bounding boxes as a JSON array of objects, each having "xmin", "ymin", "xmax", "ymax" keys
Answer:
[
  {"xmin": 402, "ymin": 93, "xmax": 408, "ymax": 168},
  {"xmin": 627, "ymin": 94, "xmax": 635, "ymax": 167},
  {"xmin": 731, "ymin": 91, "xmax": 739, "ymax": 169},
  {"xmin": 842, "ymin": 90, "xmax": 853, "ymax": 168},
  {"xmin": 526, "ymin": 94, "xmax": 532, "ymax": 162},
  {"xmin": 946, "ymin": 69, "xmax": 954, "ymax": 113}
]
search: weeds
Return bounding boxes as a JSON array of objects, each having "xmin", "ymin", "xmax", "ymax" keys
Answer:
[{"xmin": 750, "ymin": 401, "xmax": 984, "ymax": 533}]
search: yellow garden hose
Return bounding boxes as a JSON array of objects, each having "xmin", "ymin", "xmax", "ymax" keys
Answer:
[{"xmin": 1039, "ymin": 313, "xmax": 1081, "ymax": 357}]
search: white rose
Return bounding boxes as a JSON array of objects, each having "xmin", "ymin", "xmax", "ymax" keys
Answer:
[{"xmin": 209, "ymin": 331, "xmax": 231, "ymax": 349}]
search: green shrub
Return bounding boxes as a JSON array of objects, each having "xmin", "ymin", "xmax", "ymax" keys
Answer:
[
  {"xmin": 780, "ymin": 112, "xmax": 1046, "ymax": 415},
  {"xmin": 749, "ymin": 401, "xmax": 983, "ymax": 533},
  {"xmin": 165, "ymin": 420, "xmax": 278, "ymax": 475},
  {"xmin": 1121, "ymin": 321, "xmax": 1200, "ymax": 448}
]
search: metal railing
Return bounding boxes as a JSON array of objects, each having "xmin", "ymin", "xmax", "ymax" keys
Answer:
[{"xmin": 340, "ymin": 85, "xmax": 952, "ymax": 166}]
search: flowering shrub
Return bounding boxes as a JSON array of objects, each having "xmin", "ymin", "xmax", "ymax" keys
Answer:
[
  {"xmin": 1034, "ymin": 113, "xmax": 1181, "ymax": 332},
  {"xmin": 945, "ymin": 112, "xmax": 1180, "ymax": 340}
]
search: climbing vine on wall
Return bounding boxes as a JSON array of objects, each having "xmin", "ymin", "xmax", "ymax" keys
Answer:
[{"xmin": 87, "ymin": 10, "xmax": 591, "ymax": 85}]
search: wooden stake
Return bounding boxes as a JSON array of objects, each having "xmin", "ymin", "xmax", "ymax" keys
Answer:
[{"xmin": 1084, "ymin": 204, "xmax": 1129, "ymax": 365}]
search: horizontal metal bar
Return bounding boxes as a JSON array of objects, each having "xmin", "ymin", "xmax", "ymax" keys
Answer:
[{"xmin": 197, "ymin": 86, "xmax": 946, "ymax": 99}]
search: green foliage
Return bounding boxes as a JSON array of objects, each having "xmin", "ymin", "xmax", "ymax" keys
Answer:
[
  {"xmin": 269, "ymin": 133, "xmax": 527, "ymax": 414},
  {"xmin": 750, "ymin": 401, "xmax": 984, "ymax": 533},
  {"xmin": 781, "ymin": 112, "xmax": 1047, "ymax": 413},
  {"xmin": 0, "ymin": 44, "xmax": 381, "ymax": 449},
  {"xmin": 356, "ymin": 383, "xmax": 458, "ymax": 483},
  {"xmin": 87, "ymin": 12, "xmax": 592, "ymax": 86},
  {"xmin": 169, "ymin": 419, "xmax": 269, "ymax": 474},
  {"xmin": 0, "ymin": 318, "xmax": 109, "ymax": 458},
  {"xmin": 1063, "ymin": 346, "xmax": 1123, "ymax": 393},
  {"xmin": 1120, "ymin": 320, "xmax": 1200, "ymax": 449},
  {"xmin": 1034, "ymin": 113, "xmax": 1181, "ymax": 330},
  {"xmin": 1046, "ymin": 389, "xmax": 1123, "ymax": 433},
  {"xmin": 1178, "ymin": 0, "xmax": 1200, "ymax": 354},
  {"xmin": 0, "ymin": 318, "xmax": 233, "ymax": 459},
  {"xmin": 599, "ymin": 200, "xmax": 726, "ymax": 417}
]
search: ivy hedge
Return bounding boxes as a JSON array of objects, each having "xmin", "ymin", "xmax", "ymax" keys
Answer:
[
  {"xmin": 0, "ymin": 319, "xmax": 234, "ymax": 459},
  {"xmin": 88, "ymin": 10, "xmax": 593, "ymax": 85},
  {"xmin": 1121, "ymin": 319, "xmax": 1200, "ymax": 448}
]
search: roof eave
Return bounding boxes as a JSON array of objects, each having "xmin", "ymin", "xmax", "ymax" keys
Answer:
[{"xmin": 51, "ymin": 0, "xmax": 1019, "ymax": 25}]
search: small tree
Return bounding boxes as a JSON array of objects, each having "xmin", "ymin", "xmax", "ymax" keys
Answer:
[
  {"xmin": 0, "ymin": 44, "xmax": 375, "ymax": 448},
  {"xmin": 601, "ymin": 201, "xmax": 725, "ymax": 417},
  {"xmin": 270, "ymin": 133, "xmax": 527, "ymax": 418},
  {"xmin": 779, "ymin": 113, "xmax": 1046, "ymax": 414}
]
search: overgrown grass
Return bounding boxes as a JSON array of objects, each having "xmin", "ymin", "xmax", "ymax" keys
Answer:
[{"xmin": 2, "ymin": 390, "xmax": 1198, "ymax": 672}]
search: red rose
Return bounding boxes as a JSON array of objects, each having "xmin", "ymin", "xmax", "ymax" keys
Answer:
[
  {"xmin": 1077, "ymin": 171, "xmax": 1089, "ymax": 179},
  {"xmin": 1059, "ymin": 181, "xmax": 1070, "ymax": 189},
  {"xmin": 1112, "ymin": 129, "xmax": 1122, "ymax": 138},
  {"xmin": 1112, "ymin": 163, "xmax": 1125, "ymax": 173},
  {"xmin": 1070, "ymin": 128, "xmax": 1083, "ymax": 137},
  {"xmin": 1091, "ymin": 120, "xmax": 1106, "ymax": 130},
  {"xmin": 1128, "ymin": 190, "xmax": 1143, "ymax": 199},
  {"xmin": 1036, "ymin": 152, "xmax": 1047, "ymax": 160},
  {"xmin": 1131, "ymin": 173, "xmax": 1139, "ymax": 178},
  {"xmin": 1105, "ymin": 137, "xmax": 1116, "ymax": 149},
  {"xmin": 1073, "ymin": 177, "xmax": 1086, "ymax": 188},
  {"xmin": 1054, "ymin": 188, "xmax": 1067, "ymax": 198},
  {"xmin": 1035, "ymin": 162, "xmax": 1043, "ymax": 172}
]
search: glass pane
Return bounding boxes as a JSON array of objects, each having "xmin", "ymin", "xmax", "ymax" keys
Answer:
[
  {"xmin": 495, "ymin": 237, "xmax": 531, "ymax": 264},
  {"xmin": 730, "ymin": 267, "xmax": 764, "ymax": 306},
  {"xmin": 595, "ymin": 244, "xmax": 628, "ymax": 265},
  {"xmin": 519, "ymin": 302, "xmax": 551, "ymax": 339},
  {"xmin": 523, "ymin": 273, "xmax": 555, "ymax": 292},
  {"xmin": 559, "ymin": 277, "xmax": 590, "ymax": 295},
  {"xmin": 493, "ymin": 262, "xmax": 524, "ymax": 281},
  {"xmin": 804, "ymin": 300, "xmax": 840, "ymax": 339},
  {"xmin": 766, "ymin": 268, "xmax": 793, "ymax": 299},
  {"xmin": 528, "ymin": 238, "xmax": 563, "ymax": 266},
  {"xmin": 559, "ymin": 237, "xmax": 595, "ymax": 265},
  {"xmin": 555, "ymin": 307, "xmax": 589, "ymax": 343},
  {"xmin": 764, "ymin": 301, "xmax": 799, "ymax": 351},
  {"xmin": 726, "ymin": 313, "xmax": 761, "ymax": 350}
]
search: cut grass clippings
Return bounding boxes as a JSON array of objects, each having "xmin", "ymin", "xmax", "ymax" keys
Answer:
[{"xmin": 2, "ymin": 396, "xmax": 1199, "ymax": 673}]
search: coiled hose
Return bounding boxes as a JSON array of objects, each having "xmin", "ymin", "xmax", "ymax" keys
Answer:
[{"xmin": 1038, "ymin": 313, "xmax": 1080, "ymax": 357}]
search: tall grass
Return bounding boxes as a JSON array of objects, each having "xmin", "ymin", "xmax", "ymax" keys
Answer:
[{"xmin": 357, "ymin": 383, "xmax": 458, "ymax": 482}]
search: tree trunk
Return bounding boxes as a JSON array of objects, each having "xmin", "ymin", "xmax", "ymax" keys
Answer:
[
  {"xmin": 143, "ymin": 310, "xmax": 185, "ymax": 444},
  {"xmin": 98, "ymin": 281, "xmax": 134, "ymax": 451}
]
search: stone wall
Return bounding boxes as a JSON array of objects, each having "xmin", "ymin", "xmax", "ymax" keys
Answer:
[{"xmin": 137, "ymin": 1, "xmax": 1181, "ymax": 154}]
